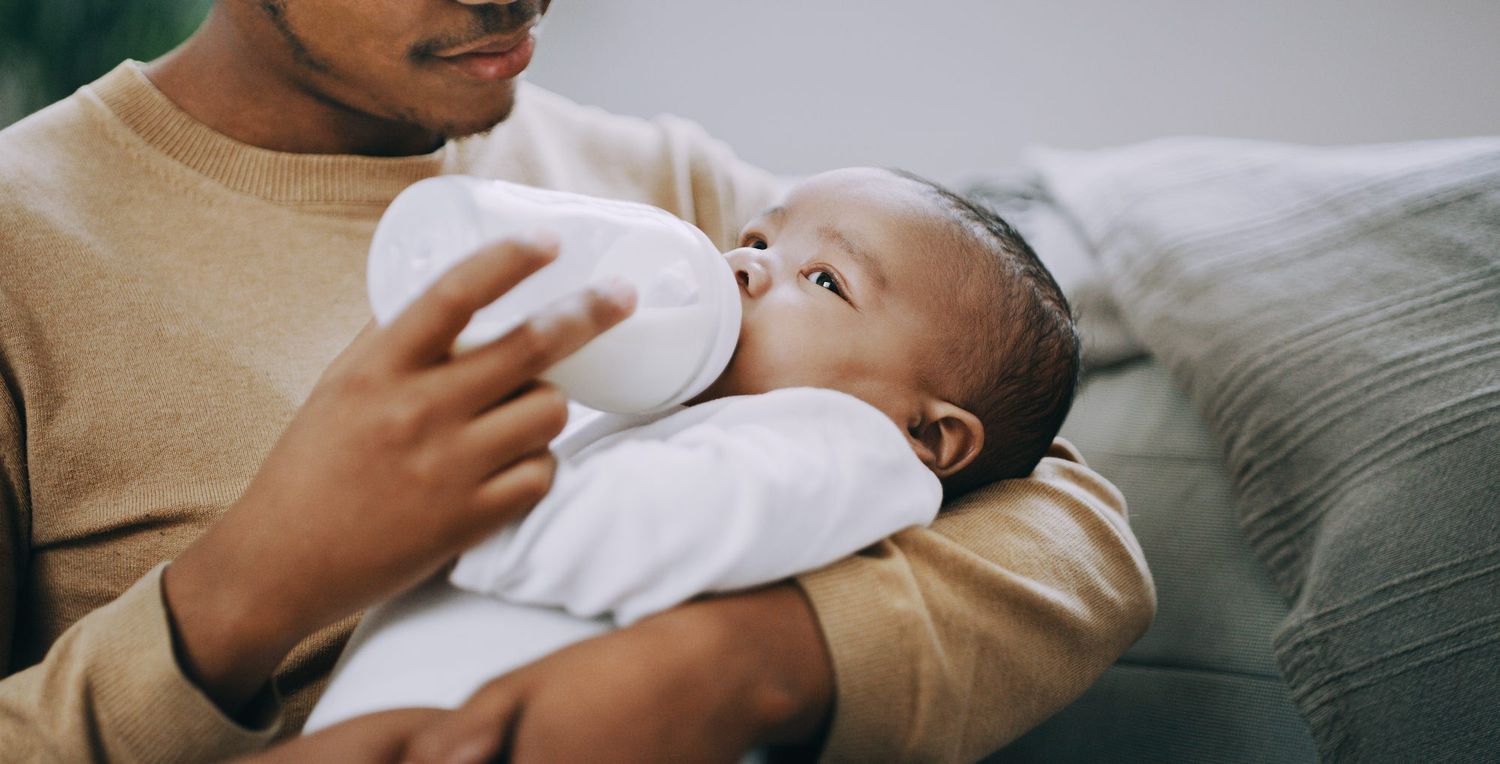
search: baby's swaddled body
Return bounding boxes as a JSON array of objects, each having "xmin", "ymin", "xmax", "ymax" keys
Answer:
[
  {"xmin": 305, "ymin": 387, "xmax": 939, "ymax": 731},
  {"xmin": 309, "ymin": 164, "xmax": 1084, "ymax": 732}
]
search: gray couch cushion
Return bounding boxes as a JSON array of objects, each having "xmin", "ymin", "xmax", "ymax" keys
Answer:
[
  {"xmin": 1029, "ymin": 137, "xmax": 1500, "ymax": 761},
  {"xmin": 1002, "ymin": 665, "xmax": 1316, "ymax": 763},
  {"xmin": 997, "ymin": 358, "xmax": 1316, "ymax": 762}
]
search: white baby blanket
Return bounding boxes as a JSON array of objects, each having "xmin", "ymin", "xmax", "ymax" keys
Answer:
[{"xmin": 305, "ymin": 387, "xmax": 938, "ymax": 731}]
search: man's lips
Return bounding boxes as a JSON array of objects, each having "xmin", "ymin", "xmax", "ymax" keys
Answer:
[
  {"xmin": 431, "ymin": 25, "xmax": 538, "ymax": 81},
  {"xmin": 434, "ymin": 22, "xmax": 535, "ymax": 58}
]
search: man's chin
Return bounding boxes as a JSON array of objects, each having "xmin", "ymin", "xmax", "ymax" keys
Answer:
[{"xmin": 428, "ymin": 87, "xmax": 520, "ymax": 141}]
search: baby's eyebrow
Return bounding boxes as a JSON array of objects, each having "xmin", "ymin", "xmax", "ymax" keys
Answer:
[
  {"xmin": 818, "ymin": 225, "xmax": 889, "ymax": 292},
  {"xmin": 757, "ymin": 205, "xmax": 788, "ymax": 224}
]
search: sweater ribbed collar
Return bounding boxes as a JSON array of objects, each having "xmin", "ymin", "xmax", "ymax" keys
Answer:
[{"xmin": 88, "ymin": 61, "xmax": 455, "ymax": 205}]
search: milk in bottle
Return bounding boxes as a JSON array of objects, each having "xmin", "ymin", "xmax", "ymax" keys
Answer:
[{"xmin": 367, "ymin": 176, "xmax": 741, "ymax": 414}]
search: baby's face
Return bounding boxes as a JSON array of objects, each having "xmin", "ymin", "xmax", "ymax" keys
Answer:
[{"xmin": 691, "ymin": 168, "xmax": 953, "ymax": 424}]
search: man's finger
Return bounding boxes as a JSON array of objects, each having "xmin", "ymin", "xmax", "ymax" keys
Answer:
[
  {"xmin": 404, "ymin": 678, "xmax": 526, "ymax": 764},
  {"xmin": 449, "ymin": 383, "xmax": 569, "ymax": 480},
  {"xmin": 466, "ymin": 451, "xmax": 559, "ymax": 533},
  {"xmin": 384, "ymin": 237, "xmax": 560, "ymax": 367},
  {"xmin": 440, "ymin": 280, "xmax": 636, "ymax": 412}
]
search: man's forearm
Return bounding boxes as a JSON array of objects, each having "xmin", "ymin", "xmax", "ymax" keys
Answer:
[
  {"xmin": 162, "ymin": 532, "xmax": 304, "ymax": 717},
  {"xmin": 398, "ymin": 581, "xmax": 837, "ymax": 764},
  {"xmin": 665, "ymin": 583, "xmax": 835, "ymax": 747},
  {"xmin": 0, "ymin": 565, "xmax": 283, "ymax": 762},
  {"xmin": 790, "ymin": 444, "xmax": 1157, "ymax": 761}
]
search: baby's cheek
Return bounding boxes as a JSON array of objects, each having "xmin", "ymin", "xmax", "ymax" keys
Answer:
[
  {"xmin": 718, "ymin": 356, "xmax": 776, "ymax": 397},
  {"xmin": 690, "ymin": 351, "xmax": 765, "ymax": 403}
]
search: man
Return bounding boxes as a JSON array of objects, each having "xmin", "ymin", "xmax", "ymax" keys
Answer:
[{"xmin": 0, "ymin": 0, "xmax": 1155, "ymax": 761}]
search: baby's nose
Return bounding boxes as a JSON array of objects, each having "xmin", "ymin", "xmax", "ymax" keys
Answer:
[{"xmin": 726, "ymin": 249, "xmax": 771, "ymax": 298}]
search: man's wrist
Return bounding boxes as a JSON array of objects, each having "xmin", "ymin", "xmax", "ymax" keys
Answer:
[
  {"xmin": 162, "ymin": 537, "xmax": 300, "ymax": 716},
  {"xmin": 658, "ymin": 583, "xmax": 835, "ymax": 749}
]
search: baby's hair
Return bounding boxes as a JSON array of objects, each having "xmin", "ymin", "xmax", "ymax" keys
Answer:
[{"xmin": 887, "ymin": 169, "xmax": 1082, "ymax": 495}]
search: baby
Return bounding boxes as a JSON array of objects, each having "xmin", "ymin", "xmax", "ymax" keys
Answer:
[{"xmin": 304, "ymin": 167, "xmax": 1080, "ymax": 729}]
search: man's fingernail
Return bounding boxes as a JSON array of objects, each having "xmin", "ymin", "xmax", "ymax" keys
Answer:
[
  {"xmin": 442, "ymin": 738, "xmax": 494, "ymax": 764},
  {"xmin": 600, "ymin": 278, "xmax": 637, "ymax": 311},
  {"xmin": 525, "ymin": 228, "xmax": 560, "ymax": 251}
]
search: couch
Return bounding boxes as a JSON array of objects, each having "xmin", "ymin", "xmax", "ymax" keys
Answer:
[{"xmin": 964, "ymin": 137, "xmax": 1500, "ymax": 762}]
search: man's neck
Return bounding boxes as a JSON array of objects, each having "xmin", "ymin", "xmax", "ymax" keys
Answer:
[{"xmin": 144, "ymin": 9, "xmax": 443, "ymax": 157}]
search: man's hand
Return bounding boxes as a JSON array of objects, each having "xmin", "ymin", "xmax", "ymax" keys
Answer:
[
  {"xmin": 402, "ymin": 584, "xmax": 834, "ymax": 764},
  {"xmin": 163, "ymin": 236, "xmax": 636, "ymax": 713}
]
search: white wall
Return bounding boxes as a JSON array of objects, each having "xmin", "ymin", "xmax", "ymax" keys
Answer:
[{"xmin": 525, "ymin": 1, "xmax": 1500, "ymax": 182}]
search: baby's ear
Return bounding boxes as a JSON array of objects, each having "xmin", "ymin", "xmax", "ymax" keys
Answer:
[{"xmin": 908, "ymin": 400, "xmax": 984, "ymax": 478}]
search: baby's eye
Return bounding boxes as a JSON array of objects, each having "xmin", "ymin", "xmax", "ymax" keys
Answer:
[
  {"xmin": 805, "ymin": 269, "xmax": 846, "ymax": 299},
  {"xmin": 741, "ymin": 233, "xmax": 769, "ymax": 250}
]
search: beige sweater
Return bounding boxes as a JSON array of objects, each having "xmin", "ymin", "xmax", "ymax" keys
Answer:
[{"xmin": 0, "ymin": 62, "xmax": 1155, "ymax": 763}]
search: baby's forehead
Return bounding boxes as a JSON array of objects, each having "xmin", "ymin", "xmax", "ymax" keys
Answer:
[
  {"xmin": 782, "ymin": 167, "xmax": 931, "ymax": 209},
  {"xmin": 779, "ymin": 170, "xmax": 955, "ymax": 243},
  {"xmin": 785, "ymin": 171, "xmax": 974, "ymax": 270}
]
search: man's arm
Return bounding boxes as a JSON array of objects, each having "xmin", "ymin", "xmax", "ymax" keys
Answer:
[
  {"xmin": 0, "ymin": 566, "xmax": 286, "ymax": 761},
  {"xmin": 395, "ymin": 440, "xmax": 1154, "ymax": 764},
  {"xmin": 4, "ymin": 333, "xmax": 273, "ymax": 761},
  {"xmin": 391, "ymin": 583, "xmax": 829, "ymax": 764},
  {"xmin": 0, "ymin": 241, "xmax": 634, "ymax": 760},
  {"xmin": 799, "ymin": 440, "xmax": 1156, "ymax": 761}
]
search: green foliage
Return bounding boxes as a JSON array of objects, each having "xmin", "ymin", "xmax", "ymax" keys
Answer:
[{"xmin": 1, "ymin": 0, "xmax": 212, "ymax": 126}]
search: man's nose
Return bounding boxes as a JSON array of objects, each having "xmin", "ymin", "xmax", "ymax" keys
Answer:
[{"xmin": 726, "ymin": 249, "xmax": 772, "ymax": 298}]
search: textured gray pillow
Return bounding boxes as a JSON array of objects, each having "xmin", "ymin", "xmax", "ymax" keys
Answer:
[{"xmin": 1030, "ymin": 137, "xmax": 1500, "ymax": 761}]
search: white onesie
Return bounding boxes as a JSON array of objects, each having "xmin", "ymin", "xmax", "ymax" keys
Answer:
[{"xmin": 305, "ymin": 387, "xmax": 940, "ymax": 731}]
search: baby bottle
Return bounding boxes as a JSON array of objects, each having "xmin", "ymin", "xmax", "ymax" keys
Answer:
[{"xmin": 367, "ymin": 176, "xmax": 742, "ymax": 414}]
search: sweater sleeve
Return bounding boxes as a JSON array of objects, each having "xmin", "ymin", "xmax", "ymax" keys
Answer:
[
  {"xmin": 646, "ymin": 112, "xmax": 784, "ymax": 251},
  {"xmin": 796, "ymin": 439, "xmax": 1156, "ymax": 763},
  {"xmin": 0, "ymin": 566, "xmax": 283, "ymax": 762},
  {"xmin": 0, "ymin": 366, "xmax": 27, "ymax": 677},
  {"xmin": 450, "ymin": 389, "xmax": 941, "ymax": 625},
  {"xmin": 0, "ymin": 378, "xmax": 282, "ymax": 761}
]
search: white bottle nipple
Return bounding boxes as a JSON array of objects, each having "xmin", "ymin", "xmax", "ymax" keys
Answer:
[{"xmin": 368, "ymin": 176, "xmax": 741, "ymax": 414}]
